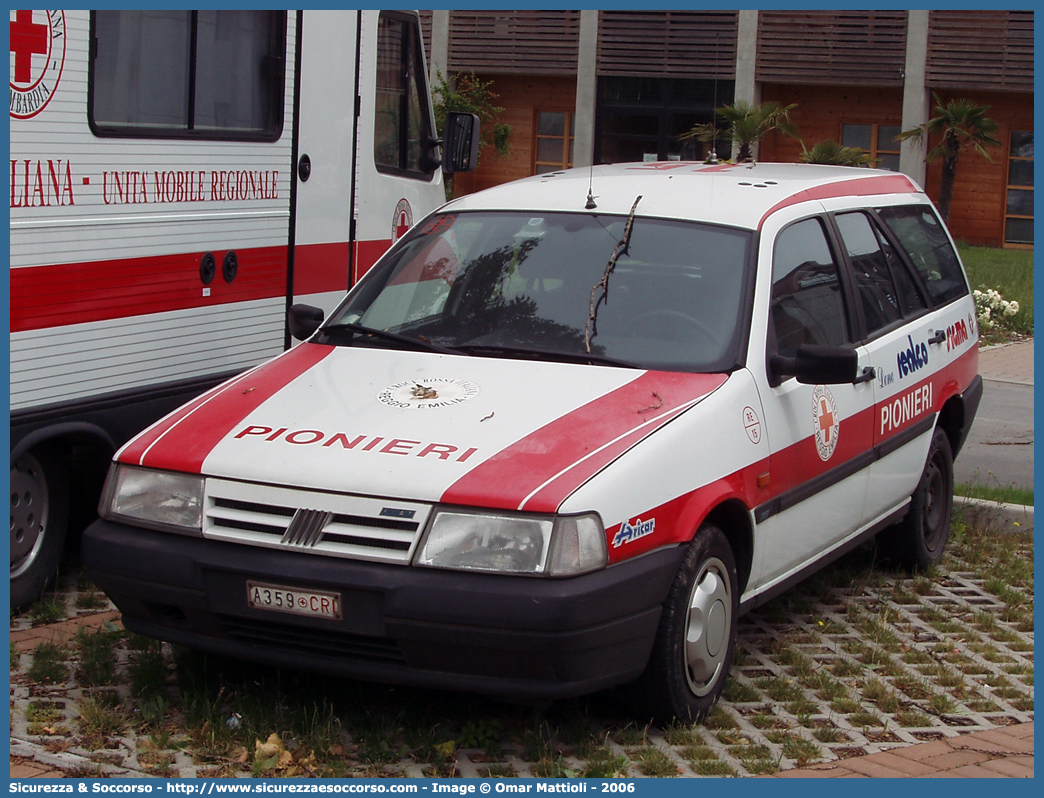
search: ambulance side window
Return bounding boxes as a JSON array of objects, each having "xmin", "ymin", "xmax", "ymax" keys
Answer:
[
  {"xmin": 769, "ymin": 218, "xmax": 851, "ymax": 359},
  {"xmin": 374, "ymin": 12, "xmax": 436, "ymax": 178},
  {"xmin": 90, "ymin": 11, "xmax": 286, "ymax": 141},
  {"xmin": 876, "ymin": 205, "xmax": 969, "ymax": 306}
]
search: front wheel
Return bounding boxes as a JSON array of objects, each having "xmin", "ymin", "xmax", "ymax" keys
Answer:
[
  {"xmin": 877, "ymin": 427, "xmax": 954, "ymax": 571},
  {"xmin": 629, "ymin": 523, "xmax": 738, "ymax": 722},
  {"xmin": 10, "ymin": 446, "xmax": 69, "ymax": 609}
]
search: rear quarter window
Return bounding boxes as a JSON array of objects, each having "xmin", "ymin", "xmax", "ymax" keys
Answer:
[{"xmin": 876, "ymin": 205, "xmax": 968, "ymax": 306}]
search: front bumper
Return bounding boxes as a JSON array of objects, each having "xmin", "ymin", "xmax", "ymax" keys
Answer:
[{"xmin": 82, "ymin": 519, "xmax": 685, "ymax": 699}]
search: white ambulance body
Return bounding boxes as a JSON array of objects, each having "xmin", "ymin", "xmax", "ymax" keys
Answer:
[
  {"xmin": 10, "ymin": 10, "xmax": 477, "ymax": 606},
  {"xmin": 83, "ymin": 163, "xmax": 981, "ymax": 721}
]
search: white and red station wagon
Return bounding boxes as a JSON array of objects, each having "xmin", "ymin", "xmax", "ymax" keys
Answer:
[{"xmin": 84, "ymin": 162, "xmax": 981, "ymax": 720}]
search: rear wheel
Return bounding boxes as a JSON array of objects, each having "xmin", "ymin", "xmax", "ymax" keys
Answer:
[
  {"xmin": 630, "ymin": 523, "xmax": 738, "ymax": 722},
  {"xmin": 10, "ymin": 446, "xmax": 69, "ymax": 609},
  {"xmin": 877, "ymin": 427, "xmax": 954, "ymax": 571}
]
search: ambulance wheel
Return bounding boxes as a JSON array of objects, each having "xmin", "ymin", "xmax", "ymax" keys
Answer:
[
  {"xmin": 631, "ymin": 523, "xmax": 738, "ymax": 722},
  {"xmin": 877, "ymin": 427, "xmax": 953, "ymax": 572},
  {"xmin": 10, "ymin": 446, "xmax": 69, "ymax": 610}
]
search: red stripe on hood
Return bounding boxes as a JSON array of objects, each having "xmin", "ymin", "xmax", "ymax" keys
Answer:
[
  {"xmin": 119, "ymin": 343, "xmax": 335, "ymax": 473},
  {"xmin": 441, "ymin": 371, "xmax": 727, "ymax": 513}
]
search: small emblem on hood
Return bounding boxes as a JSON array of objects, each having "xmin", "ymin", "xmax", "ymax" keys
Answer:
[{"xmin": 378, "ymin": 378, "xmax": 479, "ymax": 410}]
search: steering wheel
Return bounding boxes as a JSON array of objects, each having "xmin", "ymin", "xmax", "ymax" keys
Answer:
[{"xmin": 632, "ymin": 309, "xmax": 725, "ymax": 349}]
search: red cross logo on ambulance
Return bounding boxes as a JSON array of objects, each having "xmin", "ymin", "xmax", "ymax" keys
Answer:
[
  {"xmin": 10, "ymin": 10, "xmax": 66, "ymax": 120},
  {"xmin": 392, "ymin": 198, "xmax": 414, "ymax": 243},
  {"xmin": 812, "ymin": 385, "xmax": 840, "ymax": 461}
]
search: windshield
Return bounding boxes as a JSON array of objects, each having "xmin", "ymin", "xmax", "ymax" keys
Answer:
[{"xmin": 326, "ymin": 211, "xmax": 753, "ymax": 373}]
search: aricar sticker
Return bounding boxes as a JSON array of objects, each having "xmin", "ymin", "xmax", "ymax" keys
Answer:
[
  {"xmin": 378, "ymin": 378, "xmax": 479, "ymax": 409},
  {"xmin": 812, "ymin": 385, "xmax": 840, "ymax": 461}
]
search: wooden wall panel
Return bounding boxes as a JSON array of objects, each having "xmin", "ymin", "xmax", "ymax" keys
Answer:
[
  {"xmin": 597, "ymin": 11, "xmax": 738, "ymax": 78},
  {"xmin": 922, "ymin": 91, "xmax": 1034, "ymax": 246},
  {"xmin": 757, "ymin": 10, "xmax": 907, "ymax": 86},
  {"xmin": 446, "ymin": 11, "xmax": 580, "ymax": 75},
  {"xmin": 927, "ymin": 11, "xmax": 1034, "ymax": 93},
  {"xmin": 758, "ymin": 84, "xmax": 903, "ymax": 164},
  {"xmin": 453, "ymin": 75, "xmax": 577, "ymax": 197}
]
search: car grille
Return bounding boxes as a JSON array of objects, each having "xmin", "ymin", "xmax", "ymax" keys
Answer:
[{"xmin": 203, "ymin": 478, "xmax": 431, "ymax": 565}]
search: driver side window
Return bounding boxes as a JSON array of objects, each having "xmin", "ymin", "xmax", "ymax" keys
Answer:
[{"xmin": 769, "ymin": 218, "xmax": 851, "ymax": 359}]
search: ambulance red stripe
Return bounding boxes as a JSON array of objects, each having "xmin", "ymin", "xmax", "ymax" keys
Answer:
[
  {"xmin": 440, "ymin": 371, "xmax": 728, "ymax": 513},
  {"xmin": 11, "ymin": 240, "xmax": 394, "ymax": 333},
  {"xmin": 119, "ymin": 342, "xmax": 335, "ymax": 473}
]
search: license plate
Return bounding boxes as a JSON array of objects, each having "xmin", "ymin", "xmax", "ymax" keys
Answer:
[{"xmin": 246, "ymin": 581, "xmax": 342, "ymax": 620}]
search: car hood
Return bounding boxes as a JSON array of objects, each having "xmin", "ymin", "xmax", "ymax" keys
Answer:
[{"xmin": 119, "ymin": 342, "xmax": 728, "ymax": 513}]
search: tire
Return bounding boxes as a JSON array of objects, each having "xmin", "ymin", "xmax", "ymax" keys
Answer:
[
  {"xmin": 630, "ymin": 523, "xmax": 738, "ymax": 723},
  {"xmin": 10, "ymin": 445, "xmax": 69, "ymax": 609},
  {"xmin": 877, "ymin": 427, "xmax": 954, "ymax": 572}
]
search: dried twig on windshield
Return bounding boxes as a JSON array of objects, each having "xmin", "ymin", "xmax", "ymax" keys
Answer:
[{"xmin": 585, "ymin": 195, "xmax": 642, "ymax": 353}]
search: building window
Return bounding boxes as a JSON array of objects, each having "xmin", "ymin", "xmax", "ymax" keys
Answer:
[
  {"xmin": 1005, "ymin": 130, "xmax": 1033, "ymax": 246},
  {"xmin": 841, "ymin": 123, "xmax": 900, "ymax": 171},
  {"xmin": 534, "ymin": 110, "xmax": 575, "ymax": 174},
  {"xmin": 90, "ymin": 10, "xmax": 286, "ymax": 141},
  {"xmin": 595, "ymin": 77, "xmax": 733, "ymax": 164}
]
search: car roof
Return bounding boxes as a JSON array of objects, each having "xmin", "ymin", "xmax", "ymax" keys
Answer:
[{"xmin": 446, "ymin": 162, "xmax": 927, "ymax": 231}]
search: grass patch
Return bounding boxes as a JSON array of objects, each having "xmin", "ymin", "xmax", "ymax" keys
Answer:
[
  {"xmin": 28, "ymin": 642, "xmax": 69, "ymax": 684},
  {"xmin": 956, "ymin": 481, "xmax": 1033, "ymax": 507},
  {"xmin": 958, "ymin": 243, "xmax": 1033, "ymax": 338},
  {"xmin": 76, "ymin": 627, "xmax": 120, "ymax": 686},
  {"xmin": 77, "ymin": 696, "xmax": 127, "ymax": 750},
  {"xmin": 30, "ymin": 597, "xmax": 66, "ymax": 625}
]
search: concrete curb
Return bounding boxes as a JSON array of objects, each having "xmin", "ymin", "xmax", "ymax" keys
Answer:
[{"xmin": 955, "ymin": 495, "xmax": 1034, "ymax": 533}]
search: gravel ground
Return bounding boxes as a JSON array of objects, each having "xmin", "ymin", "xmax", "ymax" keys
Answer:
[{"xmin": 10, "ymin": 520, "xmax": 1034, "ymax": 779}]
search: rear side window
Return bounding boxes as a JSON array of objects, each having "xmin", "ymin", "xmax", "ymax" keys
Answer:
[
  {"xmin": 90, "ymin": 11, "xmax": 286, "ymax": 141},
  {"xmin": 876, "ymin": 205, "xmax": 968, "ymax": 306},
  {"xmin": 374, "ymin": 12, "xmax": 436, "ymax": 178},
  {"xmin": 770, "ymin": 218, "xmax": 851, "ymax": 358}
]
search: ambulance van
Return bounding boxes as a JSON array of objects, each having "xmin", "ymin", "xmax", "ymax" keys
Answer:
[
  {"xmin": 83, "ymin": 162, "xmax": 981, "ymax": 720},
  {"xmin": 11, "ymin": 10, "xmax": 477, "ymax": 607}
]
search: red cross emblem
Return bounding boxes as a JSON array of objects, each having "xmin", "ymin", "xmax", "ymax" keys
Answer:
[
  {"xmin": 10, "ymin": 10, "xmax": 66, "ymax": 120},
  {"xmin": 817, "ymin": 397, "xmax": 835, "ymax": 444},
  {"xmin": 391, "ymin": 198, "xmax": 413, "ymax": 242},
  {"xmin": 10, "ymin": 10, "xmax": 49, "ymax": 85},
  {"xmin": 812, "ymin": 385, "xmax": 840, "ymax": 461}
]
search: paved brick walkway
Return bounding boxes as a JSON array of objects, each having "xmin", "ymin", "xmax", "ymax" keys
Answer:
[
  {"xmin": 767, "ymin": 723, "xmax": 1033, "ymax": 778},
  {"xmin": 10, "ymin": 610, "xmax": 121, "ymax": 653},
  {"xmin": 978, "ymin": 339, "xmax": 1033, "ymax": 385}
]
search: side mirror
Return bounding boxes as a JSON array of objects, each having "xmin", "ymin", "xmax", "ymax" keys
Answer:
[
  {"xmin": 770, "ymin": 344, "xmax": 858, "ymax": 386},
  {"xmin": 441, "ymin": 112, "xmax": 481, "ymax": 174},
  {"xmin": 288, "ymin": 303, "xmax": 324, "ymax": 341}
]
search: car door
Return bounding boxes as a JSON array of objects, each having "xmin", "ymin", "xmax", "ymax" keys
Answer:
[
  {"xmin": 749, "ymin": 214, "xmax": 876, "ymax": 594},
  {"xmin": 839, "ymin": 204, "xmax": 975, "ymax": 523}
]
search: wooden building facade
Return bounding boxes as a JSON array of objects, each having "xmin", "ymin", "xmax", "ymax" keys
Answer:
[{"xmin": 422, "ymin": 9, "xmax": 1033, "ymax": 248}]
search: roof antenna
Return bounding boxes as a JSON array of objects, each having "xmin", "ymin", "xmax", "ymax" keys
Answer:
[{"xmin": 585, "ymin": 162, "xmax": 597, "ymax": 209}]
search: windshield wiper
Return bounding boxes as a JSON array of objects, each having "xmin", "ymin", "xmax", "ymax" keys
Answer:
[
  {"xmin": 454, "ymin": 343, "xmax": 640, "ymax": 369},
  {"xmin": 318, "ymin": 323, "xmax": 461, "ymax": 355}
]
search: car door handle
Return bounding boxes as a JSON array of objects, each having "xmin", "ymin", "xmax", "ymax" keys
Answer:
[
  {"xmin": 928, "ymin": 329, "xmax": 947, "ymax": 345},
  {"xmin": 853, "ymin": 366, "xmax": 876, "ymax": 384}
]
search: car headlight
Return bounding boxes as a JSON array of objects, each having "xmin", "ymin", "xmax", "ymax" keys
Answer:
[
  {"xmin": 102, "ymin": 464, "xmax": 204, "ymax": 535},
  {"xmin": 415, "ymin": 509, "xmax": 606, "ymax": 576}
]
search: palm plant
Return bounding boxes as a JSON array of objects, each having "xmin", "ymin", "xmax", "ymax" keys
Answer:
[
  {"xmin": 896, "ymin": 94, "xmax": 1001, "ymax": 221},
  {"xmin": 800, "ymin": 139, "xmax": 876, "ymax": 167},
  {"xmin": 680, "ymin": 101, "xmax": 800, "ymax": 163}
]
